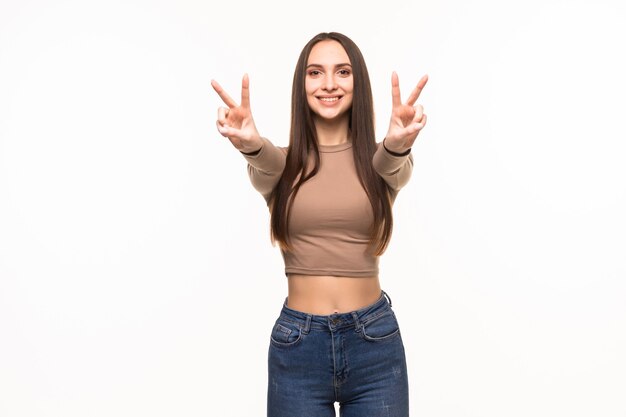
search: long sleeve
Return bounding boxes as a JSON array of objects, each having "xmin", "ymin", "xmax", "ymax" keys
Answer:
[
  {"xmin": 240, "ymin": 136, "xmax": 288, "ymax": 204},
  {"xmin": 372, "ymin": 141, "xmax": 414, "ymax": 193}
]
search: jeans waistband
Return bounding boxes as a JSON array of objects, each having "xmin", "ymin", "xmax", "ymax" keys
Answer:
[{"xmin": 279, "ymin": 289, "xmax": 393, "ymax": 333}]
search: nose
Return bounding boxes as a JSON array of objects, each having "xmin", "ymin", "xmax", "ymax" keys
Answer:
[{"xmin": 323, "ymin": 74, "xmax": 337, "ymax": 91}]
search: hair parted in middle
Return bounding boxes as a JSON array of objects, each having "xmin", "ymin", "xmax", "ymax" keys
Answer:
[{"xmin": 268, "ymin": 32, "xmax": 395, "ymax": 257}]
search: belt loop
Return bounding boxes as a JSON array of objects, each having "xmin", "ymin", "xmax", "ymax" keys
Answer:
[
  {"xmin": 382, "ymin": 290, "xmax": 392, "ymax": 307},
  {"xmin": 302, "ymin": 314, "xmax": 312, "ymax": 334},
  {"xmin": 351, "ymin": 311, "xmax": 362, "ymax": 332}
]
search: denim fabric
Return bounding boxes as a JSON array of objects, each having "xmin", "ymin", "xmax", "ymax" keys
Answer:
[{"xmin": 267, "ymin": 290, "xmax": 409, "ymax": 417}]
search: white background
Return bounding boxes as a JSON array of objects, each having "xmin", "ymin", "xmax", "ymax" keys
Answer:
[{"xmin": 1, "ymin": 0, "xmax": 625, "ymax": 416}]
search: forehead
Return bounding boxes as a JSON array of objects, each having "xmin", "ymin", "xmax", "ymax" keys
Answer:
[{"xmin": 307, "ymin": 40, "xmax": 350, "ymax": 65}]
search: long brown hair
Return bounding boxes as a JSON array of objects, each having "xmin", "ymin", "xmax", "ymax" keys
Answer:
[{"xmin": 268, "ymin": 32, "xmax": 394, "ymax": 256}]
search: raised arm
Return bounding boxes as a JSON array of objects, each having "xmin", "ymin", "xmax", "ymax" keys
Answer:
[
  {"xmin": 210, "ymin": 75, "xmax": 287, "ymax": 204},
  {"xmin": 372, "ymin": 141, "xmax": 414, "ymax": 192},
  {"xmin": 241, "ymin": 137, "xmax": 287, "ymax": 204},
  {"xmin": 373, "ymin": 72, "xmax": 428, "ymax": 192}
]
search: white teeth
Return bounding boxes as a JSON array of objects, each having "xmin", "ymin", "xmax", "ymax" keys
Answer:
[{"xmin": 320, "ymin": 97, "xmax": 339, "ymax": 102}]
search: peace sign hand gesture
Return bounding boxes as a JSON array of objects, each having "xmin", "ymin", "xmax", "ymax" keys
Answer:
[
  {"xmin": 383, "ymin": 72, "xmax": 428, "ymax": 153},
  {"xmin": 211, "ymin": 74, "xmax": 263, "ymax": 153}
]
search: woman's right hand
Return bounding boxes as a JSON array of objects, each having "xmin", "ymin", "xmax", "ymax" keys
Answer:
[{"xmin": 210, "ymin": 74, "xmax": 263, "ymax": 153}]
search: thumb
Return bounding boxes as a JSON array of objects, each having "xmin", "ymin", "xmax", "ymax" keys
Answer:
[{"xmin": 216, "ymin": 121, "xmax": 244, "ymax": 140}]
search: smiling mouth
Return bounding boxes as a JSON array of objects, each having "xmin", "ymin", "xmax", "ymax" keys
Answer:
[{"xmin": 317, "ymin": 96, "xmax": 342, "ymax": 103}]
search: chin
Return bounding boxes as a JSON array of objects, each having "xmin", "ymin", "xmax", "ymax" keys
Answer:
[{"xmin": 315, "ymin": 108, "xmax": 349, "ymax": 121}]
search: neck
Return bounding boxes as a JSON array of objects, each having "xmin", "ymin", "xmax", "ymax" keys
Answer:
[{"xmin": 313, "ymin": 115, "xmax": 350, "ymax": 146}]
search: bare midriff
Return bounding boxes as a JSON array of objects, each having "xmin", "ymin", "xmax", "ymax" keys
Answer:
[{"xmin": 286, "ymin": 274, "xmax": 382, "ymax": 315}]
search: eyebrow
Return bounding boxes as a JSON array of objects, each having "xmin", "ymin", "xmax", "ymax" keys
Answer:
[{"xmin": 306, "ymin": 63, "xmax": 352, "ymax": 69}]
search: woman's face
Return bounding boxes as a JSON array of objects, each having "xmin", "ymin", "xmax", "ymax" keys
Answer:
[{"xmin": 305, "ymin": 40, "xmax": 354, "ymax": 123}]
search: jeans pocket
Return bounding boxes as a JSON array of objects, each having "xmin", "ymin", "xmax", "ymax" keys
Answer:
[
  {"xmin": 359, "ymin": 310, "xmax": 401, "ymax": 342},
  {"xmin": 270, "ymin": 319, "xmax": 304, "ymax": 347}
]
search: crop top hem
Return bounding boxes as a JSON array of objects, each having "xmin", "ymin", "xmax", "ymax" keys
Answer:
[{"xmin": 285, "ymin": 267, "xmax": 379, "ymax": 278}]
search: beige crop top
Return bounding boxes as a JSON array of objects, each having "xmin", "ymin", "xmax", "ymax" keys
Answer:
[{"xmin": 241, "ymin": 137, "xmax": 413, "ymax": 278}]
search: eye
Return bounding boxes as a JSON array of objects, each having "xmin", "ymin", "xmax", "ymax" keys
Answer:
[
  {"xmin": 338, "ymin": 69, "xmax": 351, "ymax": 76},
  {"xmin": 308, "ymin": 70, "xmax": 322, "ymax": 76}
]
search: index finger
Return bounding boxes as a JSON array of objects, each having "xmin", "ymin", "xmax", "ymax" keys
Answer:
[
  {"xmin": 391, "ymin": 71, "xmax": 401, "ymax": 107},
  {"xmin": 406, "ymin": 74, "xmax": 428, "ymax": 106},
  {"xmin": 211, "ymin": 79, "xmax": 238, "ymax": 109}
]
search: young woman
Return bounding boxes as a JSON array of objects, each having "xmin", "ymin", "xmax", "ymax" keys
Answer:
[{"xmin": 211, "ymin": 32, "xmax": 427, "ymax": 417}]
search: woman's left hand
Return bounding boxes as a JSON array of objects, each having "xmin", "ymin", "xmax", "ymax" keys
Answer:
[{"xmin": 383, "ymin": 72, "xmax": 428, "ymax": 153}]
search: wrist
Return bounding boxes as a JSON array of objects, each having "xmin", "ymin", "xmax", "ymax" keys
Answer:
[
  {"xmin": 383, "ymin": 138, "xmax": 411, "ymax": 156},
  {"xmin": 241, "ymin": 146, "xmax": 262, "ymax": 156},
  {"xmin": 240, "ymin": 137, "xmax": 264, "ymax": 155},
  {"xmin": 239, "ymin": 148, "xmax": 261, "ymax": 156}
]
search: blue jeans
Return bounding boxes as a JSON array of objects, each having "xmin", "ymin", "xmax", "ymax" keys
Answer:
[{"xmin": 267, "ymin": 290, "xmax": 409, "ymax": 417}]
